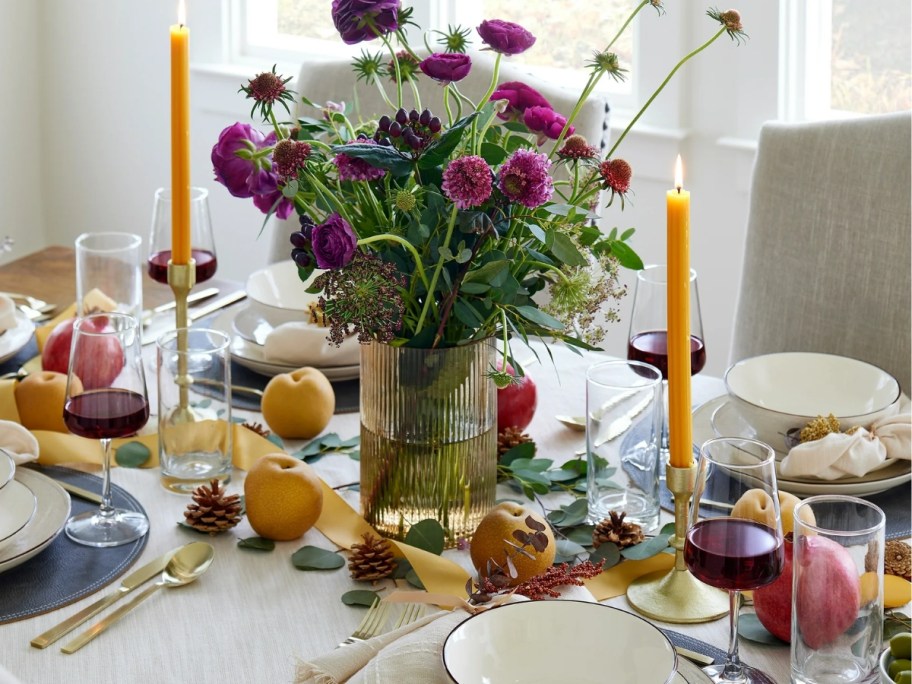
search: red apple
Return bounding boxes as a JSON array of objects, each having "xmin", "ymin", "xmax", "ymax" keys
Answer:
[
  {"xmin": 496, "ymin": 362, "xmax": 537, "ymax": 432},
  {"xmin": 41, "ymin": 317, "xmax": 125, "ymax": 390},
  {"xmin": 753, "ymin": 537, "xmax": 794, "ymax": 642}
]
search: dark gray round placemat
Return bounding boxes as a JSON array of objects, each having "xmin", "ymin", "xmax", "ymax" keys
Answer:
[
  {"xmin": 663, "ymin": 628, "xmax": 727, "ymax": 665},
  {"xmin": 0, "ymin": 465, "xmax": 148, "ymax": 624}
]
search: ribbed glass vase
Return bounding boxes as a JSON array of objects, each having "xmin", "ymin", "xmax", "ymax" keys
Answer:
[{"xmin": 359, "ymin": 339, "xmax": 497, "ymax": 547}]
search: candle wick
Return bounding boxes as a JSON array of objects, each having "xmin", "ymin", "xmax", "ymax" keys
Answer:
[{"xmin": 676, "ymin": 186, "xmax": 682, "ymax": 194}]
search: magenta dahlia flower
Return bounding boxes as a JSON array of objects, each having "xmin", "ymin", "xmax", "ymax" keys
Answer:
[
  {"xmin": 498, "ymin": 149, "xmax": 553, "ymax": 209},
  {"xmin": 333, "ymin": 139, "xmax": 387, "ymax": 182},
  {"xmin": 523, "ymin": 106, "xmax": 574, "ymax": 144},
  {"xmin": 331, "ymin": 0, "xmax": 400, "ymax": 45},
  {"xmin": 442, "ymin": 156, "xmax": 493, "ymax": 209},
  {"xmin": 477, "ymin": 19, "xmax": 536, "ymax": 55},
  {"xmin": 490, "ymin": 81, "xmax": 552, "ymax": 121},
  {"xmin": 312, "ymin": 213, "xmax": 359, "ymax": 269},
  {"xmin": 419, "ymin": 53, "xmax": 472, "ymax": 83}
]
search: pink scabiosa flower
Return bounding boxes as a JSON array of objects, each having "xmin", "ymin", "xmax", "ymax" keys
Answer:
[
  {"xmin": 273, "ymin": 139, "xmax": 312, "ymax": 180},
  {"xmin": 490, "ymin": 81, "xmax": 551, "ymax": 121},
  {"xmin": 477, "ymin": 19, "xmax": 536, "ymax": 55},
  {"xmin": 419, "ymin": 52, "xmax": 472, "ymax": 83},
  {"xmin": 442, "ymin": 155, "xmax": 493, "ymax": 209},
  {"xmin": 523, "ymin": 106, "xmax": 574, "ymax": 145},
  {"xmin": 333, "ymin": 139, "xmax": 387, "ymax": 182},
  {"xmin": 558, "ymin": 134, "xmax": 598, "ymax": 160},
  {"xmin": 498, "ymin": 149, "xmax": 553, "ymax": 209},
  {"xmin": 331, "ymin": 0, "xmax": 401, "ymax": 45},
  {"xmin": 599, "ymin": 158, "xmax": 633, "ymax": 207}
]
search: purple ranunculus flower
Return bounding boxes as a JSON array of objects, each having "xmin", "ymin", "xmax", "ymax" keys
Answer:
[
  {"xmin": 331, "ymin": 0, "xmax": 400, "ymax": 45},
  {"xmin": 490, "ymin": 81, "xmax": 552, "ymax": 121},
  {"xmin": 211, "ymin": 122, "xmax": 274, "ymax": 198},
  {"xmin": 477, "ymin": 19, "xmax": 536, "ymax": 55},
  {"xmin": 523, "ymin": 106, "xmax": 574, "ymax": 144},
  {"xmin": 419, "ymin": 53, "xmax": 472, "ymax": 83},
  {"xmin": 311, "ymin": 213, "xmax": 359, "ymax": 269},
  {"xmin": 252, "ymin": 189, "xmax": 294, "ymax": 220}
]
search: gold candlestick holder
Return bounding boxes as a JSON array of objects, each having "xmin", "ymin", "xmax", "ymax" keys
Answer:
[
  {"xmin": 167, "ymin": 259, "xmax": 196, "ymax": 418},
  {"xmin": 626, "ymin": 462, "xmax": 728, "ymax": 623}
]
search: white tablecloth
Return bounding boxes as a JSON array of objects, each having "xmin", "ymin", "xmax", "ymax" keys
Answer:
[{"xmin": 0, "ymin": 343, "xmax": 799, "ymax": 684}]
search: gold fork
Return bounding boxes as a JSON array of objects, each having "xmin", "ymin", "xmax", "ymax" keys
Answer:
[
  {"xmin": 338, "ymin": 598, "xmax": 391, "ymax": 647},
  {"xmin": 392, "ymin": 602, "xmax": 425, "ymax": 629}
]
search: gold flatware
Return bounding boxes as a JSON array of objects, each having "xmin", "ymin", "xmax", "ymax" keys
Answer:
[
  {"xmin": 555, "ymin": 415, "xmax": 586, "ymax": 431},
  {"xmin": 56, "ymin": 481, "xmax": 103, "ymax": 505},
  {"xmin": 30, "ymin": 545, "xmax": 182, "ymax": 648},
  {"xmin": 141, "ymin": 291, "xmax": 246, "ymax": 345},
  {"xmin": 141, "ymin": 287, "xmax": 219, "ymax": 322},
  {"xmin": 61, "ymin": 542, "xmax": 215, "ymax": 654},
  {"xmin": 675, "ymin": 645, "xmax": 715, "ymax": 666},
  {"xmin": 0, "ymin": 292, "xmax": 54, "ymax": 313},
  {"xmin": 338, "ymin": 597, "xmax": 391, "ymax": 647}
]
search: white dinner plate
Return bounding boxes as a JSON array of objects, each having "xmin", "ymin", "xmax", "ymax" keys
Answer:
[
  {"xmin": 694, "ymin": 395, "xmax": 912, "ymax": 496},
  {"xmin": 0, "ymin": 310, "xmax": 35, "ymax": 364},
  {"xmin": 0, "ymin": 479, "xmax": 37, "ymax": 550},
  {"xmin": 0, "ymin": 468, "xmax": 70, "ymax": 573},
  {"xmin": 211, "ymin": 308, "xmax": 361, "ymax": 381},
  {"xmin": 0, "ymin": 448, "xmax": 14, "ymax": 490}
]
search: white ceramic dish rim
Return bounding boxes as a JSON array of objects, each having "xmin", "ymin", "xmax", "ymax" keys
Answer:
[
  {"xmin": 245, "ymin": 260, "xmax": 320, "ymax": 314},
  {"xmin": 724, "ymin": 352, "xmax": 901, "ymax": 418},
  {"xmin": 0, "ymin": 448, "xmax": 14, "ymax": 490},
  {"xmin": 442, "ymin": 600, "xmax": 678, "ymax": 684},
  {"xmin": 0, "ymin": 479, "xmax": 37, "ymax": 546},
  {"xmin": 0, "ymin": 310, "xmax": 36, "ymax": 364},
  {"xmin": 0, "ymin": 468, "xmax": 70, "ymax": 573},
  {"xmin": 694, "ymin": 395, "xmax": 911, "ymax": 495}
]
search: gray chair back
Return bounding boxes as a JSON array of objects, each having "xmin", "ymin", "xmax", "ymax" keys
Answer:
[{"xmin": 730, "ymin": 112, "xmax": 912, "ymax": 393}]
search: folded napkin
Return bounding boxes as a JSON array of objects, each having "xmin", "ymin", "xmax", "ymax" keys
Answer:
[
  {"xmin": 780, "ymin": 400, "xmax": 911, "ymax": 480},
  {"xmin": 294, "ymin": 586, "xmax": 594, "ymax": 684},
  {"xmin": 263, "ymin": 321, "xmax": 360, "ymax": 367},
  {"xmin": 0, "ymin": 419, "xmax": 39, "ymax": 465},
  {"xmin": 0, "ymin": 295, "xmax": 17, "ymax": 332}
]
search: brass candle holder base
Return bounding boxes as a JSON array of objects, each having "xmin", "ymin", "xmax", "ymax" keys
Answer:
[
  {"xmin": 167, "ymin": 259, "xmax": 196, "ymax": 418},
  {"xmin": 626, "ymin": 463, "xmax": 728, "ymax": 623}
]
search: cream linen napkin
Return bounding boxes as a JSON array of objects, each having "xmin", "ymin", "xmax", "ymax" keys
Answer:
[
  {"xmin": 294, "ymin": 586, "xmax": 594, "ymax": 684},
  {"xmin": 262, "ymin": 321, "xmax": 360, "ymax": 367},
  {"xmin": 779, "ymin": 400, "xmax": 911, "ymax": 480},
  {"xmin": 0, "ymin": 420, "xmax": 39, "ymax": 465}
]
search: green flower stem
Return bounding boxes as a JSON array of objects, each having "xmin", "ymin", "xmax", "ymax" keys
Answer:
[
  {"xmin": 301, "ymin": 171, "xmax": 353, "ymax": 223},
  {"xmin": 416, "ymin": 203, "xmax": 458, "ymax": 333},
  {"xmin": 357, "ymin": 234, "xmax": 429, "ymax": 289},
  {"xmin": 524, "ymin": 260, "xmax": 573, "ymax": 284},
  {"xmin": 380, "ymin": 34, "xmax": 403, "ymax": 109},
  {"xmin": 443, "ymin": 84, "xmax": 455, "ymax": 127},
  {"xmin": 449, "ymin": 83, "xmax": 476, "ymax": 110},
  {"xmin": 372, "ymin": 77, "xmax": 395, "ymax": 110},
  {"xmin": 307, "ymin": 139, "xmax": 334, "ymax": 154},
  {"xmin": 407, "ymin": 78, "xmax": 422, "ymax": 111},
  {"xmin": 474, "ymin": 104, "xmax": 501, "ymax": 156},
  {"xmin": 397, "ymin": 30, "xmax": 421, "ymax": 61},
  {"xmin": 267, "ymin": 109, "xmax": 284, "ymax": 141},
  {"xmin": 476, "ymin": 52, "xmax": 502, "ymax": 114},
  {"xmin": 607, "ymin": 26, "xmax": 727, "ymax": 159}
]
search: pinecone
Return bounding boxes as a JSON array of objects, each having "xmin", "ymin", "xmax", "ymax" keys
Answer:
[
  {"xmin": 592, "ymin": 511, "xmax": 645, "ymax": 549},
  {"xmin": 183, "ymin": 479, "xmax": 242, "ymax": 535},
  {"xmin": 497, "ymin": 426, "xmax": 532, "ymax": 458},
  {"xmin": 885, "ymin": 540, "xmax": 911, "ymax": 581},
  {"xmin": 349, "ymin": 533, "xmax": 396, "ymax": 581}
]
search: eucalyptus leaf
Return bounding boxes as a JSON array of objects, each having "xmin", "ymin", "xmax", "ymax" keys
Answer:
[
  {"xmin": 404, "ymin": 519, "xmax": 445, "ymax": 555},
  {"xmin": 620, "ymin": 534, "xmax": 671, "ymax": 560},
  {"xmin": 341, "ymin": 590, "xmax": 381, "ymax": 607},
  {"xmin": 555, "ymin": 539, "xmax": 587, "ymax": 558},
  {"xmin": 557, "ymin": 499, "xmax": 589, "ymax": 528},
  {"xmin": 405, "ymin": 569, "xmax": 426, "ymax": 590},
  {"xmin": 115, "ymin": 441, "xmax": 151, "ymax": 468},
  {"xmin": 545, "ymin": 469, "xmax": 579, "ymax": 483},
  {"xmin": 291, "ymin": 545, "xmax": 346, "ymax": 571},
  {"xmin": 391, "ymin": 558, "xmax": 413, "ymax": 580},
  {"xmin": 660, "ymin": 522, "xmax": 677, "ymax": 537},
  {"xmin": 738, "ymin": 613, "xmax": 785, "ymax": 644},
  {"xmin": 590, "ymin": 542, "xmax": 621, "ymax": 569},
  {"xmin": 238, "ymin": 537, "xmax": 275, "ymax": 552},
  {"xmin": 563, "ymin": 525, "xmax": 596, "ymax": 545}
]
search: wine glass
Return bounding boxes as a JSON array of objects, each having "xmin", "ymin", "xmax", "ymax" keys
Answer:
[
  {"xmin": 684, "ymin": 437, "xmax": 785, "ymax": 684},
  {"xmin": 148, "ymin": 187, "xmax": 218, "ymax": 284},
  {"xmin": 63, "ymin": 312, "xmax": 150, "ymax": 547},
  {"xmin": 627, "ymin": 264, "xmax": 705, "ymax": 465}
]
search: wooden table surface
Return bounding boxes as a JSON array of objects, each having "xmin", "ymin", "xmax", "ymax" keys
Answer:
[{"xmin": 0, "ymin": 245, "xmax": 232, "ymax": 314}]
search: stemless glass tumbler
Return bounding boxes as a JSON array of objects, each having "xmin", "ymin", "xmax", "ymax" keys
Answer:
[{"xmin": 75, "ymin": 232, "xmax": 143, "ymax": 321}]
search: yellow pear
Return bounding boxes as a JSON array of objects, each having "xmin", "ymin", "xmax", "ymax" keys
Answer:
[
  {"xmin": 731, "ymin": 489, "xmax": 815, "ymax": 536},
  {"xmin": 244, "ymin": 453, "xmax": 323, "ymax": 541},
  {"xmin": 469, "ymin": 502, "xmax": 555, "ymax": 586},
  {"xmin": 261, "ymin": 367, "xmax": 335, "ymax": 439}
]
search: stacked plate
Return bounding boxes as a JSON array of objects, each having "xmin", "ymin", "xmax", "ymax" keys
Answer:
[
  {"xmin": 0, "ymin": 450, "xmax": 71, "ymax": 573},
  {"xmin": 212, "ymin": 261, "xmax": 360, "ymax": 380},
  {"xmin": 0, "ymin": 309, "xmax": 36, "ymax": 364}
]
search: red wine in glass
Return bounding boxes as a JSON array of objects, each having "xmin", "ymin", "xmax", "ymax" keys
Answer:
[
  {"xmin": 684, "ymin": 518, "xmax": 784, "ymax": 591},
  {"xmin": 64, "ymin": 389, "xmax": 150, "ymax": 440},
  {"xmin": 627, "ymin": 330, "xmax": 706, "ymax": 378},
  {"xmin": 147, "ymin": 249, "xmax": 218, "ymax": 284}
]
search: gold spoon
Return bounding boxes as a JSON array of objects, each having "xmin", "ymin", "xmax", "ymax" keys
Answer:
[
  {"xmin": 61, "ymin": 542, "xmax": 215, "ymax": 654},
  {"xmin": 555, "ymin": 415, "xmax": 586, "ymax": 431}
]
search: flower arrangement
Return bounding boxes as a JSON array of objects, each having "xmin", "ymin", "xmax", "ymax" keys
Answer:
[{"xmin": 212, "ymin": 1, "xmax": 746, "ymax": 378}]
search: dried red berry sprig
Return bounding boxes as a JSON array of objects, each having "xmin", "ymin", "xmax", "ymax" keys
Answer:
[{"xmin": 514, "ymin": 560, "xmax": 605, "ymax": 600}]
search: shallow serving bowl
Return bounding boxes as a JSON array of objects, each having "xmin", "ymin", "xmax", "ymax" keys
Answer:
[
  {"xmin": 724, "ymin": 352, "xmax": 901, "ymax": 450},
  {"xmin": 245, "ymin": 260, "xmax": 322, "ymax": 325},
  {"xmin": 442, "ymin": 600, "xmax": 678, "ymax": 684}
]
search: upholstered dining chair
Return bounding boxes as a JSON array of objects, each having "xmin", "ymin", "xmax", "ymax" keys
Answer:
[
  {"xmin": 266, "ymin": 50, "xmax": 610, "ymax": 263},
  {"xmin": 729, "ymin": 111, "xmax": 912, "ymax": 393}
]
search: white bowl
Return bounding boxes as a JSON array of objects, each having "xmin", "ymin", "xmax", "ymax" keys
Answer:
[
  {"xmin": 245, "ymin": 260, "xmax": 322, "ymax": 325},
  {"xmin": 442, "ymin": 600, "xmax": 678, "ymax": 684},
  {"xmin": 724, "ymin": 353, "xmax": 901, "ymax": 449},
  {"xmin": 880, "ymin": 646, "xmax": 895, "ymax": 684}
]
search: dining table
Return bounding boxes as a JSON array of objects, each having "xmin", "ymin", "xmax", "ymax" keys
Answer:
[{"xmin": 0, "ymin": 246, "xmax": 907, "ymax": 684}]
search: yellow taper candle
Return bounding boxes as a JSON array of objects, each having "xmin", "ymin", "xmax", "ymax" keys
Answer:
[
  {"xmin": 666, "ymin": 155, "xmax": 692, "ymax": 468},
  {"xmin": 170, "ymin": 0, "xmax": 191, "ymax": 265}
]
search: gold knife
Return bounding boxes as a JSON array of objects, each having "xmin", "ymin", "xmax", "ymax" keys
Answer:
[{"xmin": 30, "ymin": 545, "xmax": 183, "ymax": 648}]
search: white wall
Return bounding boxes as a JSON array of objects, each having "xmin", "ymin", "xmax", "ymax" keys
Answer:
[{"xmin": 21, "ymin": 0, "xmax": 779, "ymax": 378}]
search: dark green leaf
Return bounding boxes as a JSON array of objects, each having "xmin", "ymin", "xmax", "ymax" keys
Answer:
[
  {"xmin": 405, "ymin": 568, "xmax": 426, "ymax": 589},
  {"xmin": 508, "ymin": 458, "xmax": 552, "ymax": 472},
  {"xmin": 238, "ymin": 537, "xmax": 276, "ymax": 552},
  {"xmin": 348, "ymin": 450, "xmax": 360, "ymax": 461},
  {"xmin": 590, "ymin": 542, "xmax": 621, "ymax": 568},
  {"xmin": 555, "ymin": 539, "xmax": 586, "ymax": 558},
  {"xmin": 620, "ymin": 534, "xmax": 671, "ymax": 560},
  {"xmin": 548, "ymin": 231, "xmax": 587, "ymax": 267},
  {"xmin": 463, "ymin": 260, "xmax": 508, "ymax": 287},
  {"xmin": 419, "ymin": 112, "xmax": 477, "ymax": 169},
  {"xmin": 514, "ymin": 305, "xmax": 564, "ymax": 330},
  {"xmin": 391, "ymin": 558, "xmax": 413, "ymax": 579},
  {"xmin": 660, "ymin": 522, "xmax": 677, "ymax": 537},
  {"xmin": 501, "ymin": 121, "xmax": 529, "ymax": 133},
  {"xmin": 511, "ymin": 469, "xmax": 551, "ymax": 487},
  {"xmin": 404, "ymin": 519, "xmax": 445, "ymax": 555},
  {"xmin": 526, "ymin": 222, "xmax": 547, "ymax": 244},
  {"xmin": 547, "ymin": 509, "xmax": 566, "ymax": 525},
  {"xmin": 739, "ymin": 613, "xmax": 785, "ymax": 644},
  {"xmin": 608, "ymin": 239, "xmax": 644, "ymax": 270},
  {"xmin": 330, "ymin": 143, "xmax": 412, "ymax": 176},
  {"xmin": 563, "ymin": 524, "xmax": 596, "ymax": 545},
  {"xmin": 291, "ymin": 545, "xmax": 346, "ymax": 570},
  {"xmin": 556, "ymin": 499, "xmax": 589, "ymax": 527},
  {"xmin": 545, "ymin": 468, "xmax": 578, "ymax": 483},
  {"xmin": 341, "ymin": 590, "xmax": 381, "ymax": 607},
  {"xmin": 620, "ymin": 227, "xmax": 635, "ymax": 241},
  {"xmin": 499, "ymin": 441, "xmax": 535, "ymax": 466},
  {"xmin": 115, "ymin": 441, "xmax": 151, "ymax": 468},
  {"xmin": 480, "ymin": 142, "xmax": 507, "ymax": 165}
]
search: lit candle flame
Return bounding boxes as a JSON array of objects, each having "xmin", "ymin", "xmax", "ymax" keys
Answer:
[
  {"xmin": 674, "ymin": 154, "xmax": 684, "ymax": 192},
  {"xmin": 178, "ymin": 0, "xmax": 187, "ymax": 26}
]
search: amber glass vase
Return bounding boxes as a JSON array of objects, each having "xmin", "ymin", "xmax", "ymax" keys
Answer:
[{"xmin": 359, "ymin": 339, "xmax": 497, "ymax": 547}]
